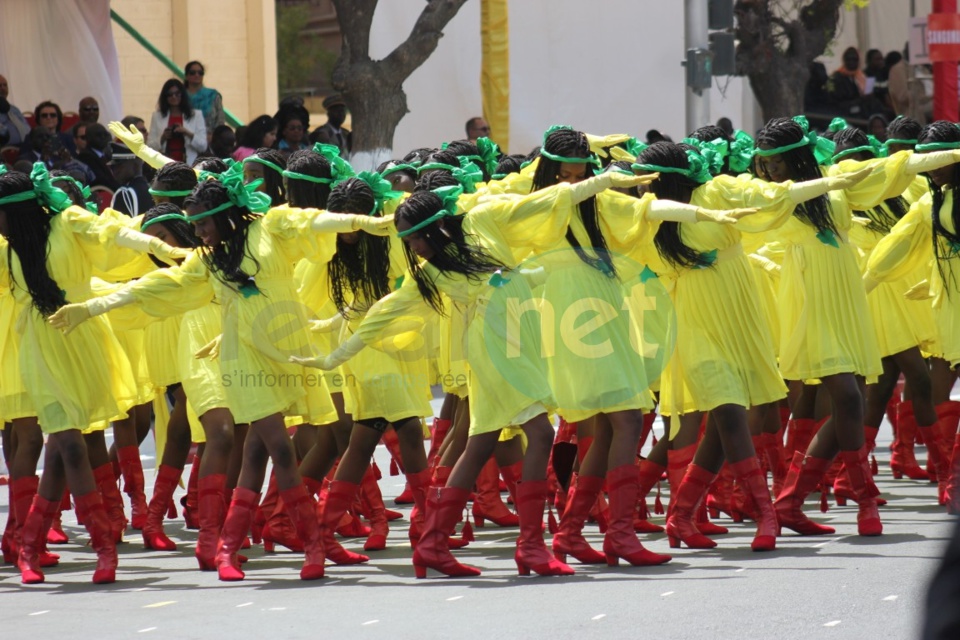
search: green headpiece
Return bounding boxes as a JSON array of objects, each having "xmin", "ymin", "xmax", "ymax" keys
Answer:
[
  {"xmin": 833, "ymin": 135, "xmax": 884, "ymax": 162},
  {"xmin": 50, "ymin": 174, "xmax": 98, "ymax": 213},
  {"xmin": 632, "ymin": 148, "xmax": 713, "ymax": 185},
  {"xmin": 540, "ymin": 125, "xmax": 601, "ymax": 167},
  {"xmin": 728, "ymin": 130, "xmax": 755, "ymax": 173},
  {"xmin": 681, "ymin": 137, "xmax": 728, "ymax": 177},
  {"xmin": 185, "ymin": 162, "xmax": 272, "ymax": 222},
  {"xmin": 313, "ymin": 143, "xmax": 355, "ymax": 184},
  {"xmin": 142, "ymin": 212, "xmax": 189, "ymax": 231},
  {"xmin": 344, "ymin": 171, "xmax": 403, "ymax": 215},
  {"xmin": 754, "ymin": 115, "xmax": 836, "ymax": 165},
  {"xmin": 380, "ymin": 161, "xmax": 417, "ymax": 179},
  {"xmin": 242, "ymin": 154, "xmax": 284, "ymax": 175},
  {"xmin": 0, "ymin": 162, "xmax": 72, "ymax": 214},
  {"xmin": 396, "ymin": 185, "xmax": 463, "ymax": 239}
]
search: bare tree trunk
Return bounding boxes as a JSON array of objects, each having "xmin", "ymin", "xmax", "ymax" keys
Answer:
[{"xmin": 329, "ymin": 0, "xmax": 468, "ymax": 169}]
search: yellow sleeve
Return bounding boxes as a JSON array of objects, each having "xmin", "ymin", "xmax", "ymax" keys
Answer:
[
  {"xmin": 90, "ymin": 208, "xmax": 157, "ymax": 282},
  {"xmin": 904, "ymin": 176, "xmax": 930, "ymax": 205},
  {"xmin": 350, "ymin": 275, "xmax": 435, "ymax": 349},
  {"xmin": 827, "ymin": 150, "xmax": 913, "ymax": 211},
  {"xmin": 59, "ymin": 205, "xmax": 151, "ymax": 274},
  {"xmin": 865, "ymin": 194, "xmax": 934, "ymax": 282},
  {"xmin": 694, "ymin": 174, "xmax": 795, "ymax": 233},
  {"xmin": 261, "ymin": 205, "xmax": 338, "ymax": 265},
  {"xmin": 594, "ymin": 191, "xmax": 661, "ymax": 254},
  {"xmin": 125, "ymin": 250, "xmax": 215, "ymax": 317}
]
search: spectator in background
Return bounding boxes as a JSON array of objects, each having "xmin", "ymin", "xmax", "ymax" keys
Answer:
[
  {"xmin": 867, "ymin": 113, "xmax": 889, "ymax": 142},
  {"xmin": 78, "ymin": 97, "xmax": 100, "ymax": 125},
  {"xmin": 716, "ymin": 117, "xmax": 734, "ymax": 137},
  {"xmin": 108, "ymin": 142, "xmax": 151, "ymax": 216},
  {"xmin": 121, "ymin": 115, "xmax": 148, "ymax": 145},
  {"xmin": 20, "ymin": 126, "xmax": 94, "ymax": 184},
  {"xmin": 232, "ymin": 114, "xmax": 276, "ymax": 162},
  {"xmin": 888, "ymin": 43, "xmax": 930, "ymax": 124},
  {"xmin": 148, "ymin": 78, "xmax": 207, "ymax": 165},
  {"xmin": 72, "ymin": 122, "xmax": 88, "ymax": 155},
  {"xmin": 829, "ymin": 47, "xmax": 865, "ymax": 100},
  {"xmin": 465, "ymin": 116, "xmax": 490, "ymax": 142},
  {"xmin": 312, "ymin": 94, "xmax": 351, "ymax": 155},
  {"xmin": 275, "ymin": 107, "xmax": 309, "ymax": 158},
  {"xmin": 184, "ymin": 60, "xmax": 224, "ymax": 144},
  {"xmin": 79, "ymin": 122, "xmax": 120, "ymax": 190},
  {"xmin": 209, "ymin": 124, "xmax": 236, "ymax": 159},
  {"xmin": 864, "ymin": 49, "xmax": 885, "ymax": 82},
  {"xmin": 0, "ymin": 74, "xmax": 31, "ymax": 146},
  {"xmin": 28, "ymin": 100, "xmax": 76, "ymax": 155}
]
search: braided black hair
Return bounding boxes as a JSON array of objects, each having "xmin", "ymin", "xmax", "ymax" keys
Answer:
[
  {"xmin": 49, "ymin": 170, "xmax": 88, "ymax": 208},
  {"xmin": 494, "ymin": 154, "xmax": 525, "ymax": 177},
  {"xmin": 755, "ymin": 117, "xmax": 838, "ymax": 237},
  {"xmin": 0, "ymin": 172, "xmax": 66, "ymax": 316},
  {"xmin": 887, "ymin": 116, "xmax": 923, "ymax": 143},
  {"xmin": 326, "ymin": 177, "xmax": 392, "ymax": 318},
  {"xmin": 248, "ymin": 147, "xmax": 287, "ymax": 206},
  {"xmin": 637, "ymin": 142, "xmax": 712, "ymax": 269},
  {"xmin": 142, "ymin": 202, "xmax": 201, "ymax": 268},
  {"xmin": 153, "ymin": 162, "xmax": 198, "ymax": 209},
  {"xmin": 184, "ymin": 180, "xmax": 262, "ymax": 293},
  {"xmin": 532, "ymin": 128, "xmax": 615, "ymax": 277},
  {"xmin": 444, "ymin": 139, "xmax": 491, "ymax": 181},
  {"xmin": 285, "ymin": 149, "xmax": 332, "ymax": 209},
  {"xmin": 193, "ymin": 157, "xmax": 228, "ymax": 174},
  {"xmin": 402, "ymin": 148, "xmax": 436, "ymax": 166},
  {"xmin": 918, "ymin": 121, "xmax": 960, "ymax": 294},
  {"xmin": 833, "ymin": 127, "xmax": 908, "ymax": 235},
  {"xmin": 414, "ymin": 171, "xmax": 459, "ymax": 192},
  {"xmin": 395, "ymin": 191, "xmax": 506, "ymax": 314}
]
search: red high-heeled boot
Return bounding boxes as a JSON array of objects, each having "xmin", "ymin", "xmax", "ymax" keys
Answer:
[
  {"xmin": 281, "ymin": 485, "xmax": 325, "ymax": 580},
  {"xmin": 935, "ymin": 402, "xmax": 960, "ymax": 504},
  {"xmin": 430, "ymin": 466, "xmax": 469, "ymax": 549},
  {"xmin": 73, "ymin": 491, "xmax": 119, "ymax": 584},
  {"xmin": 833, "ymin": 462, "xmax": 887, "ymax": 507},
  {"xmin": 500, "ymin": 460, "xmax": 522, "ymax": 506},
  {"xmin": 759, "ymin": 432, "xmax": 787, "ymax": 496},
  {"xmin": 838, "ymin": 447, "xmax": 882, "ymax": 536},
  {"xmin": 783, "ymin": 418, "xmax": 819, "ymax": 461},
  {"xmin": 891, "ymin": 402, "xmax": 929, "ymax": 480},
  {"xmin": 253, "ymin": 470, "xmax": 279, "ymax": 545},
  {"xmin": 46, "ymin": 490, "xmax": 70, "ymax": 545},
  {"xmin": 551, "ymin": 474, "xmax": 606, "ymax": 564},
  {"xmin": 603, "ymin": 464, "xmax": 672, "ymax": 566},
  {"xmin": 12, "ymin": 476, "xmax": 60, "ymax": 567},
  {"xmin": 668, "ymin": 443, "xmax": 724, "ymax": 534},
  {"xmin": 216, "ymin": 487, "xmax": 259, "ymax": 581},
  {"xmin": 886, "ymin": 383, "xmax": 903, "ymax": 446},
  {"xmin": 1, "ymin": 483, "xmax": 15, "ymax": 563},
  {"xmin": 142, "ymin": 464, "xmax": 182, "ymax": 551},
  {"xmin": 359, "ymin": 466, "xmax": 389, "ymax": 551},
  {"xmin": 18, "ymin": 493, "xmax": 60, "ymax": 584},
  {"xmin": 665, "ymin": 463, "xmax": 718, "ymax": 549},
  {"xmin": 412, "ymin": 486, "xmax": 481, "ymax": 578},
  {"xmin": 944, "ymin": 435, "xmax": 960, "ymax": 513},
  {"xmin": 406, "ymin": 469, "xmax": 431, "ymax": 545},
  {"xmin": 729, "ymin": 457, "xmax": 777, "ymax": 551},
  {"xmin": 195, "ymin": 474, "xmax": 226, "ymax": 570},
  {"xmin": 319, "ymin": 481, "xmax": 369, "ymax": 565},
  {"xmin": 381, "ymin": 429, "xmax": 413, "ymax": 504},
  {"xmin": 472, "ymin": 458, "xmax": 518, "ymax": 527},
  {"xmin": 181, "ymin": 454, "xmax": 201, "ymax": 530},
  {"xmin": 117, "ymin": 445, "xmax": 148, "ymax": 530},
  {"xmin": 705, "ymin": 464, "xmax": 736, "ymax": 520},
  {"xmin": 426, "ymin": 417, "xmax": 452, "ymax": 468},
  {"xmin": 514, "ymin": 480, "xmax": 574, "ymax": 576},
  {"xmin": 92, "ymin": 463, "xmax": 127, "ymax": 542},
  {"xmin": 635, "ymin": 458, "xmax": 665, "ymax": 534},
  {"xmin": 774, "ymin": 452, "xmax": 836, "ymax": 535}
]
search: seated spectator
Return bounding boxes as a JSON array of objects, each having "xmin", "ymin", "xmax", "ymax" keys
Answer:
[
  {"xmin": 311, "ymin": 94, "xmax": 351, "ymax": 155},
  {"xmin": 120, "ymin": 115, "xmax": 154, "ymax": 181},
  {"xmin": 0, "ymin": 74, "xmax": 31, "ymax": 146},
  {"xmin": 78, "ymin": 97, "xmax": 100, "ymax": 125},
  {"xmin": 827, "ymin": 47, "xmax": 865, "ymax": 105},
  {"xmin": 72, "ymin": 122, "xmax": 88, "ymax": 155},
  {"xmin": 148, "ymin": 78, "xmax": 207, "ymax": 165},
  {"xmin": 232, "ymin": 114, "xmax": 276, "ymax": 162},
  {"xmin": 78, "ymin": 122, "xmax": 121, "ymax": 190},
  {"xmin": 20, "ymin": 126, "xmax": 94, "ymax": 183},
  {"xmin": 210, "ymin": 124, "xmax": 236, "ymax": 159},
  {"xmin": 26, "ymin": 100, "xmax": 76, "ymax": 155},
  {"xmin": 275, "ymin": 107, "xmax": 309, "ymax": 157},
  {"xmin": 108, "ymin": 142, "xmax": 152, "ymax": 216}
]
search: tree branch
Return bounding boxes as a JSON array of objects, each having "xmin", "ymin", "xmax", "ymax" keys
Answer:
[
  {"xmin": 330, "ymin": 0, "xmax": 378, "ymax": 64},
  {"xmin": 382, "ymin": 0, "xmax": 469, "ymax": 80}
]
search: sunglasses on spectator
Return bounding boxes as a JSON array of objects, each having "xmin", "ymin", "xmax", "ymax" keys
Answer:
[
  {"xmin": 81, "ymin": 106, "xmax": 99, "ymax": 111},
  {"xmin": 187, "ymin": 69, "xmax": 204, "ymax": 76},
  {"xmin": 167, "ymin": 91, "xmax": 181, "ymax": 97},
  {"xmin": 39, "ymin": 112, "xmax": 58, "ymax": 119},
  {"xmin": 76, "ymin": 134, "xmax": 86, "ymax": 140}
]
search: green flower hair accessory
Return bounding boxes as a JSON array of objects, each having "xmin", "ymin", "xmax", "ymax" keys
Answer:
[
  {"xmin": 0, "ymin": 162, "xmax": 77, "ymax": 213},
  {"xmin": 396, "ymin": 185, "xmax": 463, "ymax": 239},
  {"xmin": 451, "ymin": 157, "xmax": 484, "ymax": 193},
  {"xmin": 682, "ymin": 137, "xmax": 728, "ymax": 176},
  {"xmin": 754, "ymin": 115, "xmax": 835, "ymax": 166},
  {"xmin": 50, "ymin": 174, "xmax": 98, "ymax": 213},
  {"xmin": 313, "ymin": 143, "xmax": 355, "ymax": 184},
  {"xmin": 832, "ymin": 134, "xmax": 884, "ymax": 162},
  {"xmin": 352, "ymin": 170, "xmax": 403, "ymax": 215},
  {"xmin": 728, "ymin": 130, "xmax": 756, "ymax": 173},
  {"xmin": 185, "ymin": 162, "xmax": 272, "ymax": 222},
  {"xmin": 475, "ymin": 136, "xmax": 500, "ymax": 176},
  {"xmin": 828, "ymin": 117, "xmax": 850, "ymax": 133},
  {"xmin": 632, "ymin": 149, "xmax": 712, "ymax": 185}
]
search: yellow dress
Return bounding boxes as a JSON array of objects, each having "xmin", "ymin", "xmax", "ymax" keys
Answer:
[
  {"xmin": 116, "ymin": 207, "xmax": 340, "ymax": 425},
  {"xmin": 866, "ymin": 189, "xmax": 960, "ymax": 366},
  {"xmin": 0, "ymin": 206, "xmax": 141, "ymax": 432},
  {"xmin": 0, "ymin": 290, "xmax": 33, "ymax": 421}
]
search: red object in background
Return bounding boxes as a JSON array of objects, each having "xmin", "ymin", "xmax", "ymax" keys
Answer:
[{"xmin": 931, "ymin": 1, "xmax": 959, "ymax": 122}]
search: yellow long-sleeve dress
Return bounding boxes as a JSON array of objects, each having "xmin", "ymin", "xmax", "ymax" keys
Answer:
[
  {"xmin": 866, "ymin": 188, "xmax": 960, "ymax": 367},
  {"xmin": 0, "ymin": 206, "xmax": 142, "ymax": 433},
  {"xmin": 110, "ymin": 208, "xmax": 340, "ymax": 425}
]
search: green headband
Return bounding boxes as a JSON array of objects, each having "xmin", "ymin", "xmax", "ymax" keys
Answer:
[
  {"xmin": 380, "ymin": 162, "xmax": 417, "ymax": 178},
  {"xmin": 282, "ymin": 169, "xmax": 332, "ymax": 185},
  {"xmin": 51, "ymin": 175, "xmax": 97, "ymax": 213},
  {"xmin": 833, "ymin": 135, "xmax": 884, "ymax": 162},
  {"xmin": 475, "ymin": 136, "xmax": 500, "ymax": 176},
  {"xmin": 539, "ymin": 148, "xmax": 601, "ymax": 167},
  {"xmin": 142, "ymin": 213, "xmax": 189, "ymax": 231},
  {"xmin": 243, "ymin": 155, "xmax": 285, "ymax": 175},
  {"xmin": 754, "ymin": 115, "xmax": 836, "ymax": 165},
  {"xmin": 343, "ymin": 170, "xmax": 403, "ymax": 215},
  {"xmin": 914, "ymin": 140, "xmax": 960, "ymax": 152},
  {"xmin": 728, "ymin": 130, "xmax": 756, "ymax": 173},
  {"xmin": 185, "ymin": 163, "xmax": 271, "ymax": 222},
  {"xmin": 681, "ymin": 137, "xmax": 727, "ymax": 177},
  {"xmin": 0, "ymin": 190, "xmax": 38, "ymax": 206},
  {"xmin": 417, "ymin": 162, "xmax": 458, "ymax": 175},
  {"xmin": 396, "ymin": 185, "xmax": 463, "ymax": 239},
  {"xmin": 149, "ymin": 187, "xmax": 194, "ymax": 197},
  {"xmin": 0, "ymin": 163, "xmax": 73, "ymax": 213},
  {"xmin": 312, "ymin": 142, "xmax": 355, "ymax": 183},
  {"xmin": 632, "ymin": 149, "xmax": 712, "ymax": 185}
]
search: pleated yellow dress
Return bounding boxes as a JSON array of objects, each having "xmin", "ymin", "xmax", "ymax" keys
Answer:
[
  {"xmin": 1, "ymin": 206, "xmax": 140, "ymax": 432},
  {"xmin": 295, "ymin": 257, "xmax": 346, "ymax": 397},
  {"xmin": 867, "ymin": 189, "xmax": 960, "ymax": 367},
  {"xmin": 0, "ymin": 291, "xmax": 34, "ymax": 421},
  {"xmin": 119, "ymin": 207, "xmax": 340, "ymax": 425}
]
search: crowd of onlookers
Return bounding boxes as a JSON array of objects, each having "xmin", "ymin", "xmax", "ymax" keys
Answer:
[{"xmin": 0, "ymin": 61, "xmax": 353, "ymax": 216}]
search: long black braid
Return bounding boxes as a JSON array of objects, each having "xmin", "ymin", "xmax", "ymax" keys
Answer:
[
  {"xmin": 444, "ymin": 139, "xmax": 491, "ymax": 181},
  {"xmin": 414, "ymin": 171, "xmax": 459, "ymax": 192},
  {"xmin": 756, "ymin": 117, "xmax": 838, "ymax": 237},
  {"xmin": 918, "ymin": 121, "xmax": 960, "ymax": 294},
  {"xmin": 249, "ymin": 147, "xmax": 287, "ymax": 206},
  {"xmin": 833, "ymin": 126, "xmax": 908, "ymax": 234},
  {"xmin": 193, "ymin": 157, "xmax": 228, "ymax": 174},
  {"xmin": 153, "ymin": 162, "xmax": 198, "ymax": 209},
  {"xmin": 395, "ymin": 191, "xmax": 506, "ymax": 315},
  {"xmin": 185, "ymin": 180, "xmax": 262, "ymax": 293},
  {"xmin": 0, "ymin": 172, "xmax": 66, "ymax": 316},
  {"xmin": 142, "ymin": 202, "xmax": 200, "ymax": 268},
  {"xmin": 494, "ymin": 154, "xmax": 525, "ymax": 177},
  {"xmin": 402, "ymin": 148, "xmax": 436, "ymax": 166},
  {"xmin": 326, "ymin": 177, "xmax": 392, "ymax": 318},
  {"xmin": 887, "ymin": 116, "xmax": 923, "ymax": 144},
  {"xmin": 285, "ymin": 149, "xmax": 332, "ymax": 209},
  {"xmin": 688, "ymin": 125, "xmax": 734, "ymax": 175},
  {"xmin": 637, "ymin": 141, "xmax": 712, "ymax": 269},
  {"xmin": 532, "ymin": 128, "xmax": 616, "ymax": 277}
]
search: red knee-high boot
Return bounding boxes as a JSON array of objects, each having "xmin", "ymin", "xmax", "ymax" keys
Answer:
[
  {"xmin": 92, "ymin": 463, "xmax": 126, "ymax": 542},
  {"xmin": 759, "ymin": 432, "xmax": 787, "ymax": 497},
  {"xmin": 774, "ymin": 452, "xmax": 836, "ymax": 535},
  {"xmin": 635, "ymin": 458, "xmax": 665, "ymax": 534},
  {"xmin": 318, "ymin": 481, "xmax": 370, "ymax": 565},
  {"xmin": 281, "ymin": 485, "xmax": 325, "ymax": 580},
  {"xmin": 427, "ymin": 417, "xmax": 452, "ymax": 468},
  {"xmin": 472, "ymin": 457, "xmax": 518, "ymax": 527},
  {"xmin": 429, "ymin": 466, "xmax": 470, "ymax": 549},
  {"xmin": 499, "ymin": 460, "xmax": 523, "ymax": 508},
  {"xmin": 359, "ymin": 465, "xmax": 389, "ymax": 551},
  {"xmin": 665, "ymin": 463, "xmax": 718, "ymax": 549},
  {"xmin": 17, "ymin": 493, "xmax": 60, "ymax": 584},
  {"xmin": 514, "ymin": 480, "xmax": 574, "ymax": 576},
  {"xmin": 195, "ymin": 474, "xmax": 226, "ymax": 570},
  {"xmin": 181, "ymin": 454, "xmax": 201, "ymax": 530},
  {"xmin": 216, "ymin": 487, "xmax": 259, "ymax": 581},
  {"xmin": 74, "ymin": 491, "xmax": 119, "ymax": 584},
  {"xmin": 668, "ymin": 443, "xmax": 723, "ymax": 535},
  {"xmin": 783, "ymin": 418, "xmax": 819, "ymax": 462},
  {"xmin": 935, "ymin": 402, "xmax": 960, "ymax": 507},
  {"xmin": 117, "ymin": 445, "xmax": 148, "ymax": 530},
  {"xmin": 142, "ymin": 465, "xmax": 182, "ymax": 551},
  {"xmin": 729, "ymin": 457, "xmax": 777, "ymax": 551},
  {"xmin": 1, "ymin": 482, "xmax": 15, "ymax": 563},
  {"xmin": 12, "ymin": 476, "xmax": 59, "ymax": 567},
  {"xmin": 412, "ymin": 486, "xmax": 481, "ymax": 578},
  {"xmin": 603, "ymin": 464, "xmax": 672, "ymax": 566},
  {"xmin": 551, "ymin": 474, "xmax": 606, "ymax": 564},
  {"xmin": 838, "ymin": 447, "xmax": 883, "ymax": 536},
  {"xmin": 381, "ymin": 429, "xmax": 412, "ymax": 504},
  {"xmin": 46, "ymin": 490, "xmax": 70, "ymax": 545},
  {"xmin": 406, "ymin": 469, "xmax": 432, "ymax": 546},
  {"xmin": 890, "ymin": 402, "xmax": 928, "ymax": 480}
]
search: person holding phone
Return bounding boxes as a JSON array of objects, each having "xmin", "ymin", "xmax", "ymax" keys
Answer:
[{"xmin": 148, "ymin": 79, "xmax": 206, "ymax": 165}]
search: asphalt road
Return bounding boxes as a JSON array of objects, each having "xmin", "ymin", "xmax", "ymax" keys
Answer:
[{"xmin": 2, "ymin": 413, "xmax": 954, "ymax": 640}]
